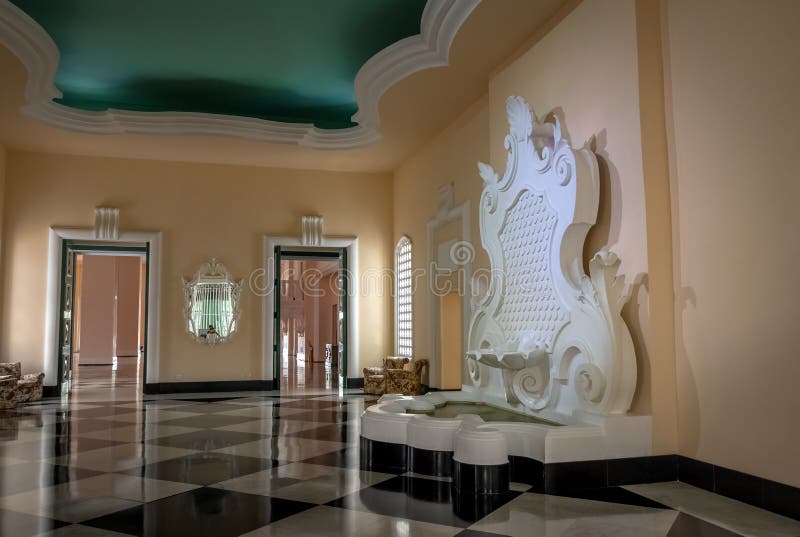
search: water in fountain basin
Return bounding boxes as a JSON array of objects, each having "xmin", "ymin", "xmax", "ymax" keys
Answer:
[{"xmin": 420, "ymin": 402, "xmax": 562, "ymax": 426}]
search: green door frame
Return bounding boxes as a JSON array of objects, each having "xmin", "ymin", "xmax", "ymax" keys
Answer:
[
  {"xmin": 272, "ymin": 248, "xmax": 348, "ymax": 391},
  {"xmin": 56, "ymin": 242, "xmax": 149, "ymax": 395}
]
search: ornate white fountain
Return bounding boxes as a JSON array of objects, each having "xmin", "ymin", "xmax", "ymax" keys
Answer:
[
  {"xmin": 361, "ymin": 96, "xmax": 651, "ymax": 491},
  {"xmin": 466, "ymin": 95, "xmax": 636, "ymax": 416}
]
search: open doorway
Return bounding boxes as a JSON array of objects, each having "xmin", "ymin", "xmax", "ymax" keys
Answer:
[
  {"xmin": 59, "ymin": 244, "xmax": 147, "ymax": 396},
  {"xmin": 275, "ymin": 250, "xmax": 346, "ymax": 393}
]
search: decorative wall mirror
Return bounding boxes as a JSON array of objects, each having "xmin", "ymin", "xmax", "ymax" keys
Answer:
[{"xmin": 183, "ymin": 259, "xmax": 242, "ymax": 345}]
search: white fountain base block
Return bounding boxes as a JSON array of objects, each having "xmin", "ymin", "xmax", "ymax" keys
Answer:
[{"xmin": 361, "ymin": 389, "xmax": 651, "ymax": 467}]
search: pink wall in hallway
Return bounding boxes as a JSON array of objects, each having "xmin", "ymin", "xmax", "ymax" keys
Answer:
[
  {"xmin": 78, "ymin": 255, "xmax": 142, "ymax": 364},
  {"xmin": 79, "ymin": 256, "xmax": 116, "ymax": 365},
  {"xmin": 115, "ymin": 256, "xmax": 141, "ymax": 357}
]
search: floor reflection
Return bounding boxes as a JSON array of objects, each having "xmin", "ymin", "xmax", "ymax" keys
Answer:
[
  {"xmin": 281, "ymin": 349, "xmax": 339, "ymax": 393},
  {"xmin": 0, "ymin": 385, "xmax": 794, "ymax": 536}
]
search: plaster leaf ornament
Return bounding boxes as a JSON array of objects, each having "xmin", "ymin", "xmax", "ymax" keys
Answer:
[
  {"xmin": 477, "ymin": 162, "xmax": 500, "ymax": 214},
  {"xmin": 466, "ymin": 96, "xmax": 638, "ymax": 416},
  {"xmin": 553, "ymin": 116, "xmax": 563, "ymax": 146},
  {"xmin": 477, "ymin": 161, "xmax": 498, "ymax": 184},
  {"xmin": 578, "ymin": 275, "xmax": 598, "ymax": 305},
  {"xmin": 589, "ymin": 248, "xmax": 631, "ymax": 314},
  {"xmin": 506, "ymin": 95, "xmax": 533, "ymax": 142}
]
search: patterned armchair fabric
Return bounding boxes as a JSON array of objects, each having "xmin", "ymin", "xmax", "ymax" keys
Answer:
[
  {"xmin": 363, "ymin": 367, "xmax": 385, "ymax": 395},
  {"xmin": 0, "ymin": 362, "xmax": 45, "ymax": 405},
  {"xmin": 385, "ymin": 358, "xmax": 429, "ymax": 396},
  {"xmin": 17, "ymin": 373, "xmax": 45, "ymax": 403},
  {"xmin": 0, "ymin": 376, "xmax": 18, "ymax": 409},
  {"xmin": 0, "ymin": 362, "xmax": 21, "ymax": 379},
  {"xmin": 384, "ymin": 357, "xmax": 411, "ymax": 370},
  {"xmin": 362, "ymin": 357, "xmax": 421, "ymax": 396}
]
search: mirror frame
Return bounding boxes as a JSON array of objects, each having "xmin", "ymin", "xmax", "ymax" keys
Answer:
[{"xmin": 182, "ymin": 258, "xmax": 242, "ymax": 345}]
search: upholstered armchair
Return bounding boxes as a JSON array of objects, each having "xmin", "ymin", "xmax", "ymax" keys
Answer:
[
  {"xmin": 363, "ymin": 357, "xmax": 413, "ymax": 396},
  {"xmin": 385, "ymin": 358, "xmax": 428, "ymax": 396},
  {"xmin": 0, "ymin": 362, "xmax": 45, "ymax": 405}
]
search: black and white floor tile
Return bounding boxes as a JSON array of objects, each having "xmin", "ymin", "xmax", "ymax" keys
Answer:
[{"xmin": 0, "ymin": 390, "xmax": 798, "ymax": 536}]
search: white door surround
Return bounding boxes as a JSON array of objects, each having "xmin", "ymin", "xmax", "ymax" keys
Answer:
[
  {"xmin": 44, "ymin": 227, "xmax": 163, "ymax": 387},
  {"xmin": 261, "ymin": 235, "xmax": 359, "ymax": 384}
]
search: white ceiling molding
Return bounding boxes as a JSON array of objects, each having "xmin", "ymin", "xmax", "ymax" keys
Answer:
[
  {"xmin": 352, "ymin": 0, "xmax": 480, "ymax": 132},
  {"xmin": 0, "ymin": 0, "xmax": 480, "ymax": 150}
]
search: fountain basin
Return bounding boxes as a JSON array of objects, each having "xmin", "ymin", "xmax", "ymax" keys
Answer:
[{"xmin": 360, "ymin": 389, "xmax": 651, "ymax": 493}]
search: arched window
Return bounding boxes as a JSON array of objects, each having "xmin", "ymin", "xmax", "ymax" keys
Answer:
[{"xmin": 395, "ymin": 236, "xmax": 413, "ymax": 357}]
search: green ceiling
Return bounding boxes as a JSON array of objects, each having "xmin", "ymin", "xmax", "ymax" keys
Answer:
[{"xmin": 11, "ymin": 0, "xmax": 427, "ymax": 129}]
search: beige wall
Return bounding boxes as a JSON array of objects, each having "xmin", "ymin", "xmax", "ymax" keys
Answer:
[
  {"xmin": 664, "ymin": 0, "xmax": 800, "ymax": 486},
  {"xmin": 0, "ymin": 144, "xmax": 5, "ymax": 314},
  {"xmin": 0, "ymin": 144, "xmax": 4, "ymax": 229},
  {"xmin": 393, "ymin": 97, "xmax": 490, "ymax": 387},
  {"xmin": 1, "ymin": 151, "xmax": 393, "ymax": 381},
  {"xmin": 439, "ymin": 291, "xmax": 463, "ymax": 390}
]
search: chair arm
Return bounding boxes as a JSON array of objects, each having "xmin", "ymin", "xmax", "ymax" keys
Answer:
[
  {"xmin": 0, "ymin": 376, "xmax": 17, "ymax": 387},
  {"xmin": 0, "ymin": 362, "xmax": 21, "ymax": 380},
  {"xmin": 20, "ymin": 373, "xmax": 45, "ymax": 385}
]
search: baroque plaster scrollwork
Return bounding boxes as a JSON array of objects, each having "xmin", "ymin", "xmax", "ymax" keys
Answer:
[{"xmin": 466, "ymin": 96, "xmax": 637, "ymax": 415}]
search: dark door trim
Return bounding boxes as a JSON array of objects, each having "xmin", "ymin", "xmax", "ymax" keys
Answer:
[
  {"xmin": 273, "ymin": 248, "xmax": 348, "ymax": 391},
  {"xmin": 55, "ymin": 241, "xmax": 149, "ymax": 396}
]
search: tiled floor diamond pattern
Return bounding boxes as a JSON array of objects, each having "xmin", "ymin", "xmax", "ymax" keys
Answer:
[{"xmin": 0, "ymin": 393, "xmax": 797, "ymax": 536}]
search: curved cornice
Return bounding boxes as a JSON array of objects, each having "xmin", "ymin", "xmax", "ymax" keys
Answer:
[{"xmin": 0, "ymin": 0, "xmax": 480, "ymax": 150}]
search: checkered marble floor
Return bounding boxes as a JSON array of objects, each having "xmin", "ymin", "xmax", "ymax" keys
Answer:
[{"xmin": 1, "ymin": 392, "xmax": 799, "ymax": 536}]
